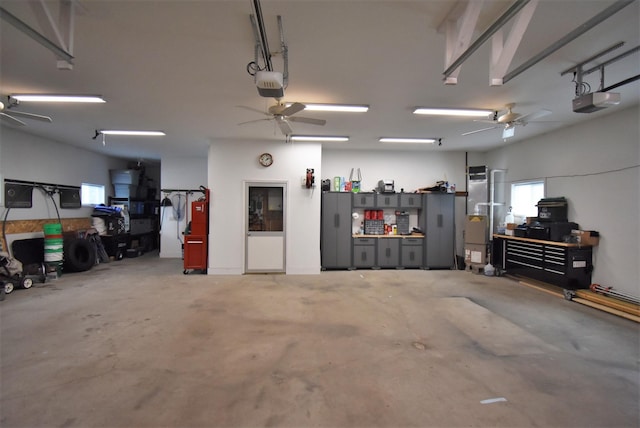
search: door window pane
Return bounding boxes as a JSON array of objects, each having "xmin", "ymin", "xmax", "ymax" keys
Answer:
[{"xmin": 248, "ymin": 187, "xmax": 283, "ymax": 231}]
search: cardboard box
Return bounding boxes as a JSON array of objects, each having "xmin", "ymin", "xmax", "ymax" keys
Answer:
[
  {"xmin": 571, "ymin": 230, "xmax": 600, "ymax": 246},
  {"xmin": 506, "ymin": 223, "xmax": 518, "ymax": 230},
  {"xmin": 465, "ymin": 215, "xmax": 488, "ymax": 244},
  {"xmin": 464, "ymin": 243, "xmax": 487, "ymax": 265}
]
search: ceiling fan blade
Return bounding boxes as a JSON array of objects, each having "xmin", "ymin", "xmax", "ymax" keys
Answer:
[
  {"xmin": 281, "ymin": 102, "xmax": 305, "ymax": 117},
  {"xmin": 518, "ymin": 109, "xmax": 552, "ymax": 123},
  {"xmin": 238, "ymin": 118, "xmax": 272, "ymax": 126},
  {"xmin": 288, "ymin": 116, "xmax": 326, "ymax": 126},
  {"xmin": 277, "ymin": 119, "xmax": 293, "ymax": 136},
  {"xmin": 236, "ymin": 105, "xmax": 270, "ymax": 116},
  {"xmin": 462, "ymin": 126, "xmax": 499, "ymax": 136},
  {"xmin": 0, "ymin": 112, "xmax": 27, "ymax": 126},
  {"xmin": 7, "ymin": 110, "xmax": 52, "ymax": 123}
]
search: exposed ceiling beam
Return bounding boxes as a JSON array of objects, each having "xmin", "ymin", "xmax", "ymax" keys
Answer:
[
  {"xmin": 0, "ymin": 5, "xmax": 74, "ymax": 64},
  {"xmin": 443, "ymin": 0, "xmax": 532, "ymax": 84},
  {"xmin": 490, "ymin": 0, "xmax": 539, "ymax": 86},
  {"xmin": 502, "ymin": 0, "xmax": 635, "ymax": 84},
  {"xmin": 442, "ymin": 0, "xmax": 484, "ymax": 85}
]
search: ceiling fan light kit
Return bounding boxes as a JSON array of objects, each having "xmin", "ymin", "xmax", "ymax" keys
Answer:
[
  {"xmin": 11, "ymin": 94, "xmax": 106, "ymax": 103},
  {"xmin": 462, "ymin": 102, "xmax": 553, "ymax": 138},
  {"xmin": 238, "ymin": 101, "xmax": 327, "ymax": 136},
  {"xmin": 413, "ymin": 107, "xmax": 493, "ymax": 117}
]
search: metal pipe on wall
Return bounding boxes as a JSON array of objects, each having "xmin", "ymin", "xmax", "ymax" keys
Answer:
[{"xmin": 489, "ymin": 169, "xmax": 507, "ymax": 239}]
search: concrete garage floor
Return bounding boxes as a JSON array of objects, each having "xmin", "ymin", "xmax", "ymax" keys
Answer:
[{"xmin": 1, "ymin": 252, "xmax": 638, "ymax": 428}]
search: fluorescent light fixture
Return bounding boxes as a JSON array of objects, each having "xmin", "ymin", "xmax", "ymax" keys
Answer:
[
  {"xmin": 11, "ymin": 94, "xmax": 106, "ymax": 103},
  {"xmin": 289, "ymin": 135, "xmax": 349, "ymax": 142},
  {"xmin": 379, "ymin": 137, "xmax": 436, "ymax": 144},
  {"xmin": 99, "ymin": 130, "xmax": 165, "ymax": 136},
  {"xmin": 413, "ymin": 107, "xmax": 493, "ymax": 117},
  {"xmin": 287, "ymin": 103, "xmax": 369, "ymax": 112}
]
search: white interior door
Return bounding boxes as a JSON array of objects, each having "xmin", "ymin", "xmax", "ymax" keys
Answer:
[{"xmin": 245, "ymin": 182, "xmax": 286, "ymax": 273}]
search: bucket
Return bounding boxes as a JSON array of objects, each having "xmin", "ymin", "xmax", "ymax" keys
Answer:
[{"xmin": 44, "ymin": 223, "xmax": 64, "ymax": 266}]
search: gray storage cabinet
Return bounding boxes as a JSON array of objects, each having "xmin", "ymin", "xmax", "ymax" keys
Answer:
[
  {"xmin": 401, "ymin": 237, "xmax": 424, "ymax": 268},
  {"xmin": 400, "ymin": 193, "xmax": 422, "ymax": 209},
  {"xmin": 424, "ymin": 193, "xmax": 455, "ymax": 268},
  {"xmin": 376, "ymin": 193, "xmax": 399, "ymax": 208},
  {"xmin": 377, "ymin": 238, "xmax": 400, "ymax": 268},
  {"xmin": 321, "ymin": 192, "xmax": 353, "ymax": 269},
  {"xmin": 352, "ymin": 192, "xmax": 376, "ymax": 208},
  {"xmin": 353, "ymin": 237, "xmax": 376, "ymax": 268}
]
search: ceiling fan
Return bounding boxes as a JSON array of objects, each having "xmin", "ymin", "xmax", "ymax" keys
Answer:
[
  {"xmin": 0, "ymin": 97, "xmax": 53, "ymax": 126},
  {"xmin": 237, "ymin": 101, "xmax": 326, "ymax": 136},
  {"xmin": 462, "ymin": 103, "xmax": 552, "ymax": 139}
]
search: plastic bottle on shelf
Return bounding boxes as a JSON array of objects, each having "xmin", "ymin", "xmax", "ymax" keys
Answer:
[{"xmin": 505, "ymin": 206, "xmax": 515, "ymax": 224}]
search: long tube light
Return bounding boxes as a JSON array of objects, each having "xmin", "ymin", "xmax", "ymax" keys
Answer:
[
  {"xmin": 99, "ymin": 130, "xmax": 165, "ymax": 136},
  {"xmin": 289, "ymin": 135, "xmax": 349, "ymax": 142},
  {"xmin": 379, "ymin": 137, "xmax": 436, "ymax": 144},
  {"xmin": 413, "ymin": 107, "xmax": 493, "ymax": 117},
  {"xmin": 302, "ymin": 103, "xmax": 369, "ymax": 112},
  {"xmin": 12, "ymin": 94, "xmax": 105, "ymax": 103},
  {"xmin": 285, "ymin": 103, "xmax": 369, "ymax": 112}
]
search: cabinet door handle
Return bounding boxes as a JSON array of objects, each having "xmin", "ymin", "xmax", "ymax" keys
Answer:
[
  {"xmin": 437, "ymin": 214, "xmax": 443, "ymax": 228},
  {"xmin": 362, "ymin": 252, "xmax": 367, "ymax": 261},
  {"xmin": 335, "ymin": 213, "xmax": 339, "ymax": 228}
]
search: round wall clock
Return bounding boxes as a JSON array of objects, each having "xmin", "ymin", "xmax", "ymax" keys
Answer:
[{"xmin": 259, "ymin": 152, "xmax": 273, "ymax": 167}]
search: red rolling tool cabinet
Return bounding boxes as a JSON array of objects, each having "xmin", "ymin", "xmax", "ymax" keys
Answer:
[{"xmin": 183, "ymin": 187, "xmax": 210, "ymax": 274}]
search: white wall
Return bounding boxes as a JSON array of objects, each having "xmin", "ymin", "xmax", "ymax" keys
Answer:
[
  {"xmin": 208, "ymin": 141, "xmax": 322, "ymax": 274},
  {"xmin": 0, "ymin": 128, "xmax": 128, "ymax": 220},
  {"xmin": 323, "ymin": 149, "xmax": 469, "ymax": 256},
  {"xmin": 322, "ymin": 149, "xmax": 466, "ymax": 193},
  {"xmin": 159, "ymin": 156, "xmax": 208, "ymax": 258},
  {"xmin": 485, "ymin": 105, "xmax": 640, "ymax": 297}
]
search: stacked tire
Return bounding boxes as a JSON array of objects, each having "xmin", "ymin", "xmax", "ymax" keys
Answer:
[{"xmin": 63, "ymin": 238, "xmax": 96, "ymax": 273}]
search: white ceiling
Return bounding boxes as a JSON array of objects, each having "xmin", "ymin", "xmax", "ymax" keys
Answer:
[{"xmin": 1, "ymin": 0, "xmax": 639, "ymax": 163}]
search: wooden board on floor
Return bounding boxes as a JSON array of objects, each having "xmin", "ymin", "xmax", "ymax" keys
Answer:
[{"xmin": 575, "ymin": 290, "xmax": 640, "ymax": 317}]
